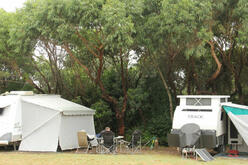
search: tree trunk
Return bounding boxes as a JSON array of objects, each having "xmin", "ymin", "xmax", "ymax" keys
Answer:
[
  {"xmin": 33, "ymin": 64, "xmax": 51, "ymax": 93},
  {"xmin": 187, "ymin": 58, "xmax": 192, "ymax": 95},
  {"xmin": 222, "ymin": 46, "xmax": 244, "ymax": 104},
  {"xmin": 116, "ymin": 111, "xmax": 125, "ymax": 136},
  {"xmin": 157, "ymin": 66, "xmax": 174, "ymax": 120},
  {"xmin": 236, "ymin": 80, "xmax": 244, "ymax": 104},
  {"xmin": 63, "ymin": 40, "xmax": 129, "ymax": 135},
  {"xmin": 166, "ymin": 56, "xmax": 178, "ymax": 107},
  {"xmin": 151, "ymin": 56, "xmax": 174, "ymax": 121},
  {"xmin": 207, "ymin": 41, "xmax": 222, "ymax": 87}
]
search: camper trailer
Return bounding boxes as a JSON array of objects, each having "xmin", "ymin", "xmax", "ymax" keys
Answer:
[
  {"xmin": 168, "ymin": 95, "xmax": 229, "ymax": 151},
  {"xmin": 0, "ymin": 91, "xmax": 96, "ymax": 152},
  {"xmin": 168, "ymin": 95, "xmax": 248, "ymax": 152}
]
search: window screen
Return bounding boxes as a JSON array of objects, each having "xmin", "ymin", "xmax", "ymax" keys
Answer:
[
  {"xmin": 186, "ymin": 98, "xmax": 211, "ymax": 106},
  {"xmin": 221, "ymin": 98, "xmax": 226, "ymax": 103}
]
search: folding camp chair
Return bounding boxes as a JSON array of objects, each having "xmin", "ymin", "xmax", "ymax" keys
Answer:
[
  {"xmin": 101, "ymin": 131, "xmax": 116, "ymax": 154},
  {"xmin": 76, "ymin": 130, "xmax": 92, "ymax": 153},
  {"xmin": 129, "ymin": 130, "xmax": 142, "ymax": 152}
]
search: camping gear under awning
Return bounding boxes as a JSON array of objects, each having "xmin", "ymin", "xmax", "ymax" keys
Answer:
[{"xmin": 222, "ymin": 103, "xmax": 248, "ymax": 146}]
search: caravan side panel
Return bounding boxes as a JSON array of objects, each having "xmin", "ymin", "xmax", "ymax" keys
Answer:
[
  {"xmin": 0, "ymin": 96, "xmax": 20, "ymax": 143},
  {"xmin": 59, "ymin": 115, "xmax": 96, "ymax": 150}
]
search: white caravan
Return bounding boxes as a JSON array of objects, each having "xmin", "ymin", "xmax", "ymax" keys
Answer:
[
  {"xmin": 168, "ymin": 95, "xmax": 229, "ymax": 150},
  {"xmin": 0, "ymin": 95, "xmax": 22, "ymax": 147},
  {"xmin": 0, "ymin": 91, "xmax": 96, "ymax": 152}
]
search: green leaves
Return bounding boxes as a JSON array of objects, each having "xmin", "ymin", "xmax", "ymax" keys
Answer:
[
  {"xmin": 235, "ymin": 0, "xmax": 248, "ymax": 45},
  {"xmin": 101, "ymin": 0, "xmax": 135, "ymax": 51},
  {"xmin": 161, "ymin": 0, "xmax": 212, "ymax": 43},
  {"xmin": 91, "ymin": 100, "xmax": 113, "ymax": 132}
]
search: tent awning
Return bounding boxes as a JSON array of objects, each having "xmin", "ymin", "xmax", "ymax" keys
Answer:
[
  {"xmin": 22, "ymin": 95, "xmax": 95, "ymax": 115},
  {"xmin": 222, "ymin": 105, "xmax": 248, "ymax": 115},
  {"xmin": 222, "ymin": 103, "xmax": 248, "ymax": 146}
]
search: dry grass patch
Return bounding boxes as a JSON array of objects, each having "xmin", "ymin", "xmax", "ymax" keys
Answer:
[{"xmin": 0, "ymin": 148, "xmax": 247, "ymax": 165}]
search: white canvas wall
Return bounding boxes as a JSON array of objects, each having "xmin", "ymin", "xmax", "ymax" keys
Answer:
[
  {"xmin": 19, "ymin": 101, "xmax": 96, "ymax": 152},
  {"xmin": 19, "ymin": 114, "xmax": 60, "ymax": 152},
  {"xmin": 19, "ymin": 101, "xmax": 61, "ymax": 152},
  {"xmin": 228, "ymin": 113, "xmax": 248, "ymax": 146},
  {"xmin": 59, "ymin": 115, "xmax": 96, "ymax": 150}
]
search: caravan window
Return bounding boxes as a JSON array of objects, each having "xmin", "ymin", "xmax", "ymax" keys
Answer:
[
  {"xmin": 186, "ymin": 98, "xmax": 211, "ymax": 106},
  {"xmin": 0, "ymin": 108, "xmax": 4, "ymax": 115},
  {"xmin": 182, "ymin": 109, "xmax": 212, "ymax": 112},
  {"xmin": 221, "ymin": 98, "xmax": 226, "ymax": 103}
]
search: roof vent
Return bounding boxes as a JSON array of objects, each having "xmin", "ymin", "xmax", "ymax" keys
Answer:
[{"xmin": 9, "ymin": 91, "xmax": 34, "ymax": 96}]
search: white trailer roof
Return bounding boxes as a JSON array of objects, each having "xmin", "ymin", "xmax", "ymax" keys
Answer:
[
  {"xmin": 22, "ymin": 95, "xmax": 95, "ymax": 115},
  {"xmin": 177, "ymin": 95, "xmax": 230, "ymax": 98}
]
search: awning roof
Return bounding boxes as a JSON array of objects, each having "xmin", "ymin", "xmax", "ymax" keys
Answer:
[
  {"xmin": 222, "ymin": 103, "xmax": 248, "ymax": 115},
  {"xmin": 22, "ymin": 95, "xmax": 95, "ymax": 115},
  {"xmin": 222, "ymin": 103, "xmax": 248, "ymax": 146}
]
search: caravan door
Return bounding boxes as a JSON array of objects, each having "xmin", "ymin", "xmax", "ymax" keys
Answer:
[{"xmin": 228, "ymin": 118, "xmax": 242, "ymax": 145}]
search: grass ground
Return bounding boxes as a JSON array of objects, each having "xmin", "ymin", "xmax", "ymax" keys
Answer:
[{"xmin": 0, "ymin": 147, "xmax": 247, "ymax": 165}]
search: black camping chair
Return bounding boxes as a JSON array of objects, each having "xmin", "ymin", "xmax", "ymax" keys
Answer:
[
  {"xmin": 129, "ymin": 130, "xmax": 142, "ymax": 152},
  {"xmin": 101, "ymin": 131, "xmax": 116, "ymax": 153}
]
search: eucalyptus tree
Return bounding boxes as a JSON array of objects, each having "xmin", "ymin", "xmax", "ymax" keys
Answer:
[
  {"xmin": 139, "ymin": 0, "xmax": 214, "ymax": 120},
  {"xmin": 19, "ymin": 0, "xmax": 143, "ymax": 135},
  {"xmin": 227, "ymin": 0, "xmax": 248, "ymax": 103},
  {"xmin": 183, "ymin": 0, "xmax": 248, "ymax": 103},
  {"xmin": 0, "ymin": 9, "xmax": 12, "ymax": 85},
  {"xmin": 0, "ymin": 9, "xmax": 18, "ymax": 92},
  {"xmin": 0, "ymin": 9, "xmax": 36, "ymax": 93},
  {"xmin": 139, "ymin": 0, "xmax": 248, "ymax": 121}
]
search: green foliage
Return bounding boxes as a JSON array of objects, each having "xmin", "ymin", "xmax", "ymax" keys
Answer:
[
  {"xmin": 235, "ymin": 0, "xmax": 248, "ymax": 45},
  {"xmin": 125, "ymin": 72, "xmax": 172, "ymax": 145},
  {"xmin": 91, "ymin": 100, "xmax": 113, "ymax": 133}
]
